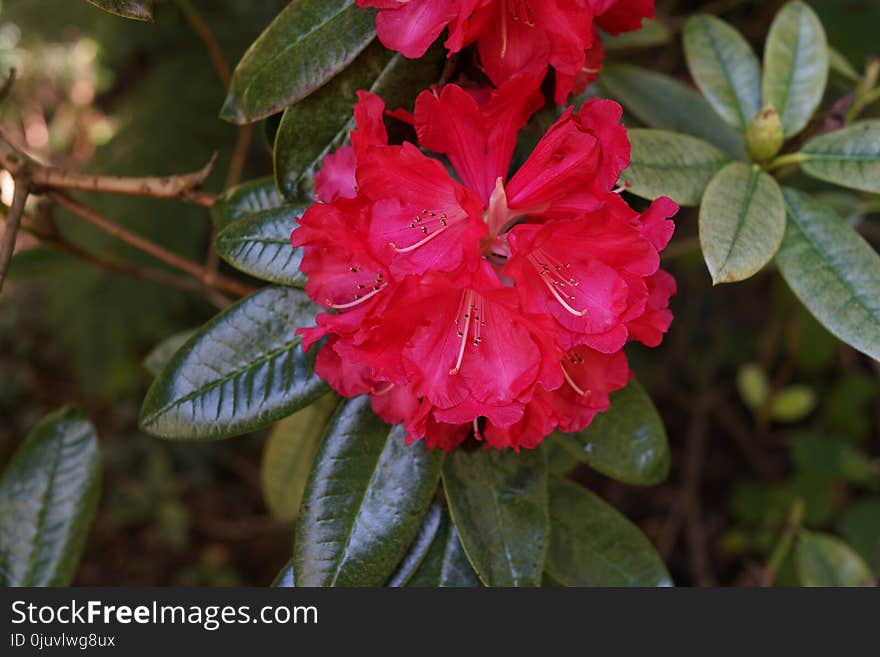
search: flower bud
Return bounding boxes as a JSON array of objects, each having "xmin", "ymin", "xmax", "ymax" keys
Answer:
[{"xmin": 746, "ymin": 105, "xmax": 784, "ymax": 162}]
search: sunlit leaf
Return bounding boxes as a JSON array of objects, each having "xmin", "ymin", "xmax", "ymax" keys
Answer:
[
  {"xmin": 683, "ymin": 14, "xmax": 762, "ymax": 130},
  {"xmin": 775, "ymin": 188, "xmax": 880, "ymax": 362},
  {"xmin": 762, "ymin": 1, "xmax": 829, "ymax": 138},
  {"xmin": 699, "ymin": 162, "xmax": 786, "ymax": 284},
  {"xmin": 623, "ymin": 129, "xmax": 730, "ymax": 206},
  {"xmin": 799, "ymin": 121, "xmax": 880, "ymax": 194}
]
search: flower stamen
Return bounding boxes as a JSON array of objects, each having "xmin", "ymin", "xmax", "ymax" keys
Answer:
[
  {"xmin": 528, "ymin": 250, "xmax": 586, "ymax": 317},
  {"xmin": 389, "ymin": 210, "xmax": 453, "ymax": 253},
  {"xmin": 327, "ymin": 283, "xmax": 388, "ymax": 310}
]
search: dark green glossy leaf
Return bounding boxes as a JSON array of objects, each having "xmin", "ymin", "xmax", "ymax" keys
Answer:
[
  {"xmin": 294, "ymin": 397, "xmax": 444, "ymax": 587},
  {"xmin": 776, "ymin": 188, "xmax": 880, "ymax": 362},
  {"xmin": 274, "ymin": 41, "xmax": 443, "ymax": 199},
  {"xmin": 546, "ymin": 440, "xmax": 581, "ymax": 476},
  {"xmin": 272, "ymin": 559, "xmax": 296, "ymax": 587},
  {"xmin": 800, "ymin": 121, "xmax": 880, "ymax": 194},
  {"xmin": 557, "ymin": 379, "xmax": 670, "ymax": 486},
  {"xmin": 623, "ymin": 129, "xmax": 730, "ymax": 206},
  {"xmin": 599, "ymin": 63, "xmax": 747, "ymax": 160},
  {"xmin": 139, "ymin": 286, "xmax": 329, "ymax": 440},
  {"xmin": 260, "ymin": 394, "xmax": 339, "ymax": 523},
  {"xmin": 699, "ymin": 161, "xmax": 785, "ymax": 284},
  {"xmin": 388, "ymin": 502, "xmax": 443, "ymax": 587},
  {"xmin": 407, "ymin": 509, "xmax": 481, "ymax": 588},
  {"xmin": 221, "ymin": 0, "xmax": 376, "ymax": 124},
  {"xmin": 442, "ymin": 446, "xmax": 548, "ymax": 587},
  {"xmin": 211, "ymin": 177, "xmax": 284, "ymax": 231},
  {"xmin": 683, "ymin": 15, "xmax": 762, "ymax": 130},
  {"xmin": 796, "ymin": 531, "xmax": 873, "ymax": 586},
  {"xmin": 545, "ymin": 478, "xmax": 672, "ymax": 587},
  {"xmin": 215, "ymin": 204, "xmax": 307, "ymax": 287},
  {"xmin": 86, "ymin": 0, "xmax": 152, "ymax": 21},
  {"xmin": 143, "ymin": 329, "xmax": 197, "ymax": 378},
  {"xmin": 0, "ymin": 406, "xmax": 101, "ymax": 586},
  {"xmin": 762, "ymin": 1, "xmax": 829, "ymax": 138}
]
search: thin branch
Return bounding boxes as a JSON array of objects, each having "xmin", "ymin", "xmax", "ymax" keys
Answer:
[
  {"xmin": 760, "ymin": 499, "xmax": 805, "ymax": 587},
  {"xmin": 49, "ymin": 191, "xmax": 254, "ymax": 298},
  {"xmin": 176, "ymin": 0, "xmax": 231, "ymax": 87},
  {"xmin": 0, "ymin": 129, "xmax": 218, "ymax": 206},
  {"xmin": 0, "ymin": 174, "xmax": 30, "ymax": 295},
  {"xmin": 30, "ymin": 153, "xmax": 219, "ymax": 205}
]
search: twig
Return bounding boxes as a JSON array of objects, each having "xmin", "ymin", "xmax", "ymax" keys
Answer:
[
  {"xmin": 30, "ymin": 153, "xmax": 218, "ymax": 206},
  {"xmin": 760, "ymin": 499, "xmax": 805, "ymax": 587},
  {"xmin": 0, "ymin": 129, "xmax": 218, "ymax": 206},
  {"xmin": 175, "ymin": 0, "xmax": 231, "ymax": 87},
  {"xmin": 49, "ymin": 191, "xmax": 253, "ymax": 298},
  {"xmin": 0, "ymin": 173, "xmax": 30, "ymax": 295}
]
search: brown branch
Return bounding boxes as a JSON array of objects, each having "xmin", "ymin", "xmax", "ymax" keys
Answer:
[
  {"xmin": 0, "ymin": 129, "xmax": 218, "ymax": 206},
  {"xmin": 49, "ymin": 191, "xmax": 254, "ymax": 298},
  {"xmin": 176, "ymin": 0, "xmax": 231, "ymax": 88},
  {"xmin": 0, "ymin": 174, "xmax": 30, "ymax": 295},
  {"xmin": 28, "ymin": 153, "xmax": 219, "ymax": 206}
]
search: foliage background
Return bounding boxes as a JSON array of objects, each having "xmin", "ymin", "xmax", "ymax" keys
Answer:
[{"xmin": 1, "ymin": 0, "xmax": 878, "ymax": 586}]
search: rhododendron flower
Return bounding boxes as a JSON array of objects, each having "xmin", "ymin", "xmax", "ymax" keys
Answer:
[
  {"xmin": 291, "ymin": 73, "xmax": 677, "ymax": 451},
  {"xmin": 355, "ymin": 0, "xmax": 655, "ymax": 103}
]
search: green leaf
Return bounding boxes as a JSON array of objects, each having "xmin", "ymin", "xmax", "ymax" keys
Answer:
[
  {"xmin": 388, "ymin": 502, "xmax": 443, "ymax": 587},
  {"xmin": 407, "ymin": 508, "xmax": 481, "ymax": 587},
  {"xmin": 211, "ymin": 177, "xmax": 284, "ymax": 231},
  {"xmin": 442, "ymin": 446, "xmax": 548, "ymax": 587},
  {"xmin": 799, "ymin": 121, "xmax": 880, "ymax": 194},
  {"xmin": 776, "ymin": 188, "xmax": 880, "ymax": 362},
  {"xmin": 0, "ymin": 406, "xmax": 101, "ymax": 586},
  {"xmin": 221, "ymin": 0, "xmax": 377, "ymax": 124},
  {"xmin": 699, "ymin": 161, "xmax": 786, "ymax": 284},
  {"xmin": 545, "ymin": 478, "xmax": 672, "ymax": 587},
  {"xmin": 599, "ymin": 63, "xmax": 747, "ymax": 160},
  {"xmin": 769, "ymin": 385, "xmax": 817, "ymax": 423},
  {"xmin": 272, "ymin": 559, "xmax": 296, "ymax": 587},
  {"xmin": 840, "ymin": 499, "xmax": 880, "ymax": 575},
  {"xmin": 556, "ymin": 379, "xmax": 670, "ymax": 486},
  {"xmin": 139, "ymin": 286, "xmax": 329, "ymax": 440},
  {"xmin": 683, "ymin": 15, "xmax": 762, "ymax": 131},
  {"xmin": 602, "ymin": 18, "xmax": 671, "ymax": 51},
  {"xmin": 260, "ymin": 394, "xmax": 339, "ymax": 523},
  {"xmin": 796, "ymin": 531, "xmax": 873, "ymax": 586},
  {"xmin": 86, "ymin": 0, "xmax": 152, "ymax": 21},
  {"xmin": 623, "ymin": 129, "xmax": 730, "ymax": 206},
  {"xmin": 762, "ymin": 1, "xmax": 829, "ymax": 138},
  {"xmin": 274, "ymin": 41, "xmax": 442, "ymax": 199},
  {"xmin": 828, "ymin": 46, "xmax": 860, "ymax": 83},
  {"xmin": 215, "ymin": 204, "xmax": 307, "ymax": 287},
  {"xmin": 143, "ymin": 329, "xmax": 198, "ymax": 378},
  {"xmin": 294, "ymin": 397, "xmax": 444, "ymax": 587}
]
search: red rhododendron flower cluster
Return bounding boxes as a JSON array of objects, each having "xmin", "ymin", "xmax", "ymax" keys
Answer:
[
  {"xmin": 355, "ymin": 0, "xmax": 655, "ymax": 103},
  {"xmin": 292, "ymin": 73, "xmax": 677, "ymax": 451}
]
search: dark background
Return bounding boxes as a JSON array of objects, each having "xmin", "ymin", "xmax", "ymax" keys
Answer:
[{"xmin": 1, "ymin": 0, "xmax": 878, "ymax": 586}]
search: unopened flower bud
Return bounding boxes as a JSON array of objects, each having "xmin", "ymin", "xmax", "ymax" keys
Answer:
[{"xmin": 746, "ymin": 105, "xmax": 784, "ymax": 162}]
